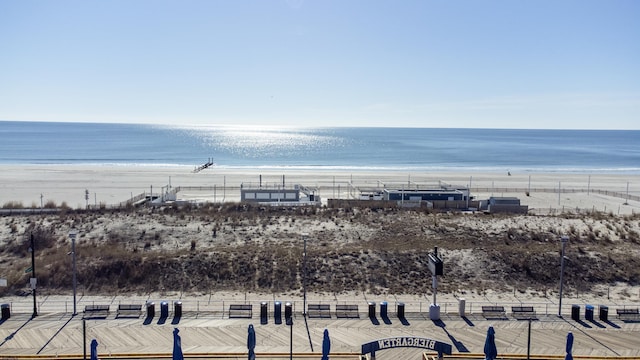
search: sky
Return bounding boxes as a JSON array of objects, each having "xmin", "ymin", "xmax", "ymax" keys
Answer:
[{"xmin": 1, "ymin": 0, "xmax": 639, "ymax": 129}]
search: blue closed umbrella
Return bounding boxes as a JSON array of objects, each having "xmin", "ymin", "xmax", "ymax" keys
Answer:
[
  {"xmin": 90, "ymin": 339, "xmax": 98, "ymax": 360},
  {"xmin": 484, "ymin": 326, "xmax": 497, "ymax": 360},
  {"xmin": 248, "ymin": 324, "xmax": 256, "ymax": 360},
  {"xmin": 565, "ymin": 332, "xmax": 574, "ymax": 360},
  {"xmin": 173, "ymin": 328, "xmax": 184, "ymax": 360},
  {"xmin": 321, "ymin": 328, "xmax": 331, "ymax": 360}
]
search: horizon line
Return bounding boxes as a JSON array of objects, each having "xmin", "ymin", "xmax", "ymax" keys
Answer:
[{"xmin": 1, "ymin": 119, "xmax": 639, "ymax": 131}]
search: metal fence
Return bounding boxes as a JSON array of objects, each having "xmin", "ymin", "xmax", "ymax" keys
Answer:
[{"xmin": 3, "ymin": 297, "xmax": 638, "ymax": 319}]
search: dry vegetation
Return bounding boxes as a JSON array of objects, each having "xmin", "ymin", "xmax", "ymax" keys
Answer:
[{"xmin": 1, "ymin": 203, "xmax": 640, "ymax": 297}]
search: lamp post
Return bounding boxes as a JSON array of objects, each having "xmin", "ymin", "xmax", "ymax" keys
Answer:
[
  {"xmin": 527, "ymin": 318, "xmax": 532, "ymax": 360},
  {"xmin": 558, "ymin": 235, "xmax": 569, "ymax": 317},
  {"xmin": 428, "ymin": 247, "xmax": 443, "ymax": 321},
  {"xmin": 302, "ymin": 233, "xmax": 309, "ymax": 316},
  {"xmin": 69, "ymin": 230, "xmax": 78, "ymax": 316},
  {"xmin": 30, "ymin": 233, "xmax": 37, "ymax": 318},
  {"xmin": 287, "ymin": 316, "xmax": 293, "ymax": 360}
]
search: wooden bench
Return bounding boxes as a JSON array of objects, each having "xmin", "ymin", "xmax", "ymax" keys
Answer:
[
  {"xmin": 335, "ymin": 304, "xmax": 359, "ymax": 319},
  {"xmin": 481, "ymin": 306, "xmax": 507, "ymax": 320},
  {"xmin": 616, "ymin": 308, "xmax": 640, "ymax": 321},
  {"xmin": 511, "ymin": 306, "xmax": 537, "ymax": 320},
  {"xmin": 116, "ymin": 304, "xmax": 143, "ymax": 318},
  {"xmin": 229, "ymin": 304, "xmax": 253, "ymax": 318},
  {"xmin": 83, "ymin": 305, "xmax": 110, "ymax": 319},
  {"xmin": 307, "ymin": 304, "xmax": 331, "ymax": 319}
]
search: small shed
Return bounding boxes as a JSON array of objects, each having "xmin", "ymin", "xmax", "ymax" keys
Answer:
[
  {"xmin": 240, "ymin": 182, "xmax": 320, "ymax": 205},
  {"xmin": 383, "ymin": 189, "xmax": 465, "ymax": 202},
  {"xmin": 481, "ymin": 196, "xmax": 529, "ymax": 213},
  {"xmin": 241, "ymin": 187, "xmax": 300, "ymax": 202}
]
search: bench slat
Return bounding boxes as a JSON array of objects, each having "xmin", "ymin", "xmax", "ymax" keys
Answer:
[
  {"xmin": 229, "ymin": 304, "xmax": 253, "ymax": 319},
  {"xmin": 616, "ymin": 308, "xmax": 639, "ymax": 315},
  {"xmin": 511, "ymin": 306, "xmax": 537, "ymax": 320},
  {"xmin": 116, "ymin": 304, "xmax": 143, "ymax": 318},
  {"xmin": 335, "ymin": 304, "xmax": 359, "ymax": 319},
  {"xmin": 616, "ymin": 308, "xmax": 640, "ymax": 322},
  {"xmin": 83, "ymin": 305, "xmax": 110, "ymax": 319},
  {"xmin": 512, "ymin": 306, "xmax": 535, "ymax": 312},
  {"xmin": 307, "ymin": 304, "xmax": 331, "ymax": 319},
  {"xmin": 482, "ymin": 306, "xmax": 507, "ymax": 320}
]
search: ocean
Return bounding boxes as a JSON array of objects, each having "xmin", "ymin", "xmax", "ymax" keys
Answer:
[{"xmin": 1, "ymin": 121, "xmax": 639, "ymax": 173}]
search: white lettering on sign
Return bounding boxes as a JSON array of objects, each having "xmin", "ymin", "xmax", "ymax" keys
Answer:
[{"xmin": 377, "ymin": 337, "xmax": 436, "ymax": 350}]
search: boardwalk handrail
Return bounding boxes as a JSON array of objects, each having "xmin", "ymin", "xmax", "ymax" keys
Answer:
[{"xmin": 6, "ymin": 297, "xmax": 640, "ymax": 319}]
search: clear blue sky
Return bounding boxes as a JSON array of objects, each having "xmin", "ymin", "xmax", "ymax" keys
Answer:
[{"xmin": 1, "ymin": 0, "xmax": 639, "ymax": 129}]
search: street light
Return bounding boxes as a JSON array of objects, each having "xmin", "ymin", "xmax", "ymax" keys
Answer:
[
  {"xmin": 69, "ymin": 229, "xmax": 78, "ymax": 316},
  {"xmin": 558, "ymin": 235, "xmax": 569, "ymax": 317},
  {"xmin": 302, "ymin": 233, "xmax": 309, "ymax": 316},
  {"xmin": 287, "ymin": 315, "xmax": 293, "ymax": 360}
]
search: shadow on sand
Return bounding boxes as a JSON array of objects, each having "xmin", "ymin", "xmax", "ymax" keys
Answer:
[
  {"xmin": 603, "ymin": 319, "xmax": 620, "ymax": 329},
  {"xmin": 434, "ymin": 319, "xmax": 469, "ymax": 353},
  {"xmin": 0, "ymin": 317, "xmax": 33, "ymax": 348},
  {"xmin": 461, "ymin": 316, "xmax": 475, "ymax": 327},
  {"xmin": 381, "ymin": 313, "xmax": 392, "ymax": 325}
]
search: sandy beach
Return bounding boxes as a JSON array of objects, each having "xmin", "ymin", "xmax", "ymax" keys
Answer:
[{"xmin": 1, "ymin": 165, "xmax": 639, "ymax": 215}]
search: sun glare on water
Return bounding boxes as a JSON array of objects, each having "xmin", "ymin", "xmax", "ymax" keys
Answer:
[{"xmin": 165, "ymin": 124, "xmax": 347, "ymax": 159}]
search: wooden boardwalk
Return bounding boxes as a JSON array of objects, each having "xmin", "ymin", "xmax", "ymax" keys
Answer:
[{"xmin": 1, "ymin": 310, "xmax": 639, "ymax": 359}]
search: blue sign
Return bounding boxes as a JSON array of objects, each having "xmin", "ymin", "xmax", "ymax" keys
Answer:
[{"xmin": 362, "ymin": 336, "xmax": 452, "ymax": 358}]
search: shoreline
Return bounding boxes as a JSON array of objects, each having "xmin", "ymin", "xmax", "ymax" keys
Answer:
[{"xmin": 1, "ymin": 164, "xmax": 639, "ymax": 215}]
